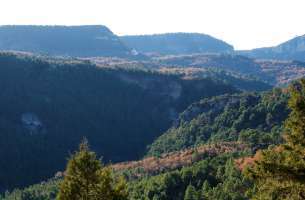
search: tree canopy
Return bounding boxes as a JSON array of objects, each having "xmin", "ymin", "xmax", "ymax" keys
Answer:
[
  {"xmin": 57, "ymin": 139, "xmax": 128, "ymax": 200},
  {"xmin": 245, "ymin": 79, "xmax": 305, "ymax": 199}
]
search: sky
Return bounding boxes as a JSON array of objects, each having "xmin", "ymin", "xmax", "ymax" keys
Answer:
[{"xmin": 1, "ymin": 0, "xmax": 305, "ymax": 50}]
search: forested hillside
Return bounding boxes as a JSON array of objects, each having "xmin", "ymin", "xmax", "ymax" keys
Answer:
[
  {"xmin": 158, "ymin": 67, "xmax": 271, "ymax": 92},
  {"xmin": 88, "ymin": 56, "xmax": 273, "ymax": 92},
  {"xmin": 148, "ymin": 89, "xmax": 289, "ymax": 156},
  {"xmin": 154, "ymin": 54, "xmax": 263, "ymax": 77},
  {"xmin": 0, "ymin": 52, "xmax": 237, "ymax": 191},
  {"xmin": 0, "ymin": 145, "xmax": 249, "ymax": 200},
  {"xmin": 0, "ymin": 87, "xmax": 291, "ymax": 199},
  {"xmin": 1, "ymin": 26, "xmax": 305, "ymax": 200},
  {"xmin": 243, "ymin": 79, "xmax": 305, "ymax": 199},
  {"xmin": 153, "ymin": 54, "xmax": 305, "ymax": 86},
  {"xmin": 257, "ymin": 59, "xmax": 305, "ymax": 85}
]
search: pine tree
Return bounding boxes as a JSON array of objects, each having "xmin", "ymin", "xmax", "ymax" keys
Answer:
[
  {"xmin": 184, "ymin": 184, "xmax": 198, "ymax": 200},
  {"xmin": 56, "ymin": 139, "xmax": 128, "ymax": 200},
  {"xmin": 201, "ymin": 180, "xmax": 210, "ymax": 199},
  {"xmin": 245, "ymin": 79, "xmax": 305, "ymax": 200}
]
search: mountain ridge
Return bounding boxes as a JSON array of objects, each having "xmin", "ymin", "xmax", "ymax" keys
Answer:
[
  {"xmin": 238, "ymin": 34, "xmax": 305, "ymax": 61},
  {"xmin": 120, "ymin": 33, "xmax": 234, "ymax": 55},
  {"xmin": 0, "ymin": 25, "xmax": 132, "ymax": 57}
]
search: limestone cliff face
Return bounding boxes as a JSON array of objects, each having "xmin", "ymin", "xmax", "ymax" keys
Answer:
[{"xmin": 240, "ymin": 35, "xmax": 305, "ymax": 61}]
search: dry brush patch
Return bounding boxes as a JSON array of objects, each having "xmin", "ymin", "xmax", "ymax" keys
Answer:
[
  {"xmin": 112, "ymin": 142, "xmax": 248, "ymax": 176},
  {"xmin": 235, "ymin": 150, "xmax": 263, "ymax": 171}
]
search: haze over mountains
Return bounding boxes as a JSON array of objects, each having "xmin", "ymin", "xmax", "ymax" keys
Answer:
[
  {"xmin": 0, "ymin": 25, "xmax": 304, "ymax": 61},
  {"xmin": 0, "ymin": 25, "xmax": 303, "ymax": 87}
]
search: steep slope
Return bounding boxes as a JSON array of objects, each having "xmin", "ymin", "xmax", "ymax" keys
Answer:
[
  {"xmin": 120, "ymin": 33, "xmax": 233, "ymax": 55},
  {"xmin": 148, "ymin": 89, "xmax": 289, "ymax": 156},
  {"xmin": 240, "ymin": 34, "xmax": 305, "ymax": 61},
  {"xmin": 0, "ymin": 52, "xmax": 237, "ymax": 191},
  {"xmin": 0, "ymin": 25, "xmax": 131, "ymax": 57}
]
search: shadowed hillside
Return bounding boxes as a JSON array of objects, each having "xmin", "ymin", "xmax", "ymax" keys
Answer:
[{"xmin": 0, "ymin": 52, "xmax": 237, "ymax": 191}]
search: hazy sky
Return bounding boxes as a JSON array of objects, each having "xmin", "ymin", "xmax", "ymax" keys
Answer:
[{"xmin": 1, "ymin": 0, "xmax": 305, "ymax": 50}]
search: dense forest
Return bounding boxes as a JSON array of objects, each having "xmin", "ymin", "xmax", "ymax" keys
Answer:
[
  {"xmin": 148, "ymin": 89, "xmax": 289, "ymax": 156},
  {"xmin": 2, "ymin": 78, "xmax": 305, "ymax": 200},
  {"xmin": 1, "ymin": 143, "xmax": 250, "ymax": 200},
  {"xmin": 0, "ymin": 52, "xmax": 238, "ymax": 191},
  {"xmin": 1, "ymin": 25, "xmax": 305, "ymax": 200}
]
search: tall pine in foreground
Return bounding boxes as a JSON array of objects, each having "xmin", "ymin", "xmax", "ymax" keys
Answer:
[
  {"xmin": 245, "ymin": 79, "xmax": 305, "ymax": 200},
  {"xmin": 184, "ymin": 184, "xmax": 198, "ymax": 200},
  {"xmin": 57, "ymin": 139, "xmax": 128, "ymax": 200}
]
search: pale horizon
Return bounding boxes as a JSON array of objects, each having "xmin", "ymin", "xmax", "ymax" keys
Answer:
[{"xmin": 1, "ymin": 0, "xmax": 305, "ymax": 50}]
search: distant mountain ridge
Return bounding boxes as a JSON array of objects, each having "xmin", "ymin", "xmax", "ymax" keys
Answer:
[
  {"xmin": 120, "ymin": 33, "xmax": 234, "ymax": 55},
  {"xmin": 1, "ymin": 25, "xmax": 305, "ymax": 62},
  {"xmin": 0, "ymin": 25, "xmax": 132, "ymax": 57},
  {"xmin": 239, "ymin": 34, "xmax": 305, "ymax": 61}
]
